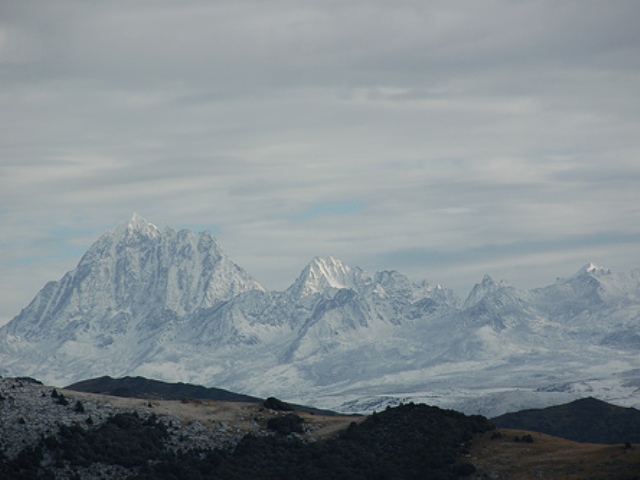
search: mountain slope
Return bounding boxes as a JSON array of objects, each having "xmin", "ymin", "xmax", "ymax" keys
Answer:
[{"xmin": 492, "ymin": 397, "xmax": 640, "ymax": 444}]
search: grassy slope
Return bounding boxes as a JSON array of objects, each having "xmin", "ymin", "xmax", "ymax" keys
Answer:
[{"xmin": 467, "ymin": 428, "xmax": 640, "ymax": 480}]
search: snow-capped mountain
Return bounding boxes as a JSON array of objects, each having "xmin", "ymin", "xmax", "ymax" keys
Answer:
[
  {"xmin": 0, "ymin": 214, "xmax": 264, "ymax": 382},
  {"xmin": 287, "ymin": 256, "xmax": 366, "ymax": 299},
  {"xmin": 1, "ymin": 215, "xmax": 640, "ymax": 418}
]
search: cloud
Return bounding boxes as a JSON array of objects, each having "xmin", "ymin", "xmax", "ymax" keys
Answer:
[
  {"xmin": 290, "ymin": 201, "xmax": 365, "ymax": 221},
  {"xmin": 1, "ymin": 0, "xmax": 640, "ymax": 324}
]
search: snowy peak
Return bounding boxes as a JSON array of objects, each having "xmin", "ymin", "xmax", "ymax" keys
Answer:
[
  {"xmin": 287, "ymin": 256, "xmax": 365, "ymax": 298},
  {"xmin": 545, "ymin": 262, "xmax": 639, "ymax": 307},
  {"xmin": 3, "ymin": 217, "xmax": 264, "ymax": 343},
  {"xmin": 463, "ymin": 275, "xmax": 510, "ymax": 309},
  {"xmin": 79, "ymin": 214, "xmax": 161, "ymax": 265},
  {"xmin": 548, "ymin": 262, "xmax": 613, "ymax": 295},
  {"xmin": 114, "ymin": 213, "xmax": 160, "ymax": 242},
  {"xmin": 371, "ymin": 270, "xmax": 456, "ymax": 304},
  {"xmin": 570, "ymin": 262, "xmax": 611, "ymax": 279},
  {"xmin": 127, "ymin": 212, "xmax": 155, "ymax": 230}
]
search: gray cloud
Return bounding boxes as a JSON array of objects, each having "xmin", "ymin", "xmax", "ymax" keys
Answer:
[{"xmin": 1, "ymin": 0, "xmax": 640, "ymax": 324}]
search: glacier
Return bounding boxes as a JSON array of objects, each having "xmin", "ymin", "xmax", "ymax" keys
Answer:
[{"xmin": 1, "ymin": 214, "xmax": 640, "ymax": 417}]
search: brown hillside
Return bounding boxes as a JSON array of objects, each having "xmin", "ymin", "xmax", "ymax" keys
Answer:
[{"xmin": 466, "ymin": 428, "xmax": 640, "ymax": 480}]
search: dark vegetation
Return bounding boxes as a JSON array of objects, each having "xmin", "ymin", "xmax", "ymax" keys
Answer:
[
  {"xmin": 51, "ymin": 389, "xmax": 69, "ymax": 406},
  {"xmin": 15, "ymin": 377, "xmax": 43, "ymax": 385},
  {"xmin": 134, "ymin": 403, "xmax": 492, "ymax": 480},
  {"xmin": 513, "ymin": 433, "xmax": 534, "ymax": 443},
  {"xmin": 0, "ymin": 403, "xmax": 492, "ymax": 480},
  {"xmin": 66, "ymin": 376, "xmax": 261, "ymax": 403},
  {"xmin": 66, "ymin": 376, "xmax": 339, "ymax": 416},
  {"xmin": 492, "ymin": 396, "xmax": 640, "ymax": 444},
  {"xmin": 0, "ymin": 412, "xmax": 169, "ymax": 479},
  {"xmin": 263, "ymin": 396, "xmax": 293, "ymax": 411},
  {"xmin": 266, "ymin": 413, "xmax": 305, "ymax": 434}
]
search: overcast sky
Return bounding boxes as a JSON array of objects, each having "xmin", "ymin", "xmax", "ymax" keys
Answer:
[{"xmin": 2, "ymin": 0, "xmax": 640, "ymax": 325}]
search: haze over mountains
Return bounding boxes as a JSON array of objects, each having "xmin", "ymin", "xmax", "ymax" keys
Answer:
[{"xmin": 2, "ymin": 214, "xmax": 640, "ymax": 417}]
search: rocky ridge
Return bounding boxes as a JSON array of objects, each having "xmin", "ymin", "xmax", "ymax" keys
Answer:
[
  {"xmin": 0, "ymin": 377, "xmax": 244, "ymax": 459},
  {"xmin": 0, "ymin": 376, "xmax": 353, "ymax": 479}
]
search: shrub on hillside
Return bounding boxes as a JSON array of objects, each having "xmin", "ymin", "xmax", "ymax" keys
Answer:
[
  {"xmin": 263, "ymin": 397, "xmax": 293, "ymax": 411},
  {"xmin": 267, "ymin": 414, "xmax": 304, "ymax": 435}
]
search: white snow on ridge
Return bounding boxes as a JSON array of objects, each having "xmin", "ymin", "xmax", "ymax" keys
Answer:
[{"xmin": 287, "ymin": 256, "xmax": 365, "ymax": 298}]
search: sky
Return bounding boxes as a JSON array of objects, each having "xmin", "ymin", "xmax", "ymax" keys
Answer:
[{"xmin": 1, "ymin": 0, "xmax": 640, "ymax": 325}]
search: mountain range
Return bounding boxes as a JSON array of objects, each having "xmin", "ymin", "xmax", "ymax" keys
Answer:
[{"xmin": 1, "ymin": 214, "xmax": 640, "ymax": 417}]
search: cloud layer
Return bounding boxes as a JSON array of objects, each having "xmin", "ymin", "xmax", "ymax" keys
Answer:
[{"xmin": 2, "ymin": 0, "xmax": 640, "ymax": 323}]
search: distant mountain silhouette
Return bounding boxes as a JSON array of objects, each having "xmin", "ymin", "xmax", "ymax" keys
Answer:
[
  {"xmin": 492, "ymin": 397, "xmax": 640, "ymax": 444},
  {"xmin": 65, "ymin": 375, "xmax": 342, "ymax": 416},
  {"xmin": 66, "ymin": 375, "xmax": 261, "ymax": 402}
]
